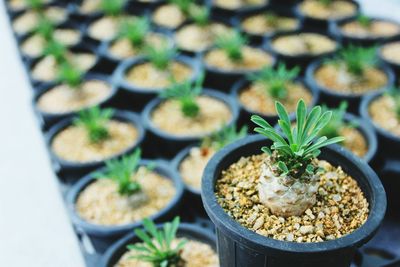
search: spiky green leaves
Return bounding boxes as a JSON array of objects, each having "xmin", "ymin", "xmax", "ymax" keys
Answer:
[
  {"xmin": 74, "ymin": 107, "xmax": 113, "ymax": 144},
  {"xmin": 145, "ymin": 43, "xmax": 176, "ymax": 70},
  {"xmin": 318, "ymin": 102, "xmax": 348, "ymax": 140},
  {"xmin": 336, "ymin": 45, "xmax": 378, "ymax": 77},
  {"xmin": 202, "ymin": 125, "xmax": 248, "ymax": 151},
  {"xmin": 25, "ymin": 0, "xmax": 45, "ymax": 11},
  {"xmin": 215, "ymin": 30, "xmax": 247, "ymax": 62},
  {"xmin": 43, "ymin": 39, "xmax": 67, "ymax": 64},
  {"xmin": 118, "ymin": 16, "xmax": 150, "ymax": 48},
  {"xmin": 188, "ymin": 5, "xmax": 209, "ymax": 26},
  {"xmin": 56, "ymin": 61, "xmax": 83, "ymax": 88},
  {"xmin": 251, "ymin": 100, "xmax": 344, "ymax": 179},
  {"xmin": 100, "ymin": 0, "xmax": 125, "ymax": 16},
  {"xmin": 128, "ymin": 217, "xmax": 186, "ymax": 267},
  {"xmin": 357, "ymin": 14, "xmax": 372, "ymax": 28},
  {"xmin": 160, "ymin": 73, "xmax": 204, "ymax": 118},
  {"xmin": 169, "ymin": 0, "xmax": 192, "ymax": 15},
  {"xmin": 94, "ymin": 149, "xmax": 143, "ymax": 196},
  {"xmin": 34, "ymin": 16, "xmax": 55, "ymax": 41},
  {"xmin": 248, "ymin": 63, "xmax": 300, "ymax": 100}
]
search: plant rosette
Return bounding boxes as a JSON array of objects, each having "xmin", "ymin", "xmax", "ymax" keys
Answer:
[
  {"xmin": 33, "ymin": 73, "xmax": 118, "ymax": 131},
  {"xmin": 360, "ymin": 90, "xmax": 400, "ymax": 160},
  {"xmin": 20, "ymin": 21, "xmax": 85, "ymax": 61},
  {"xmin": 67, "ymin": 159, "xmax": 184, "ymax": 252},
  {"xmin": 232, "ymin": 8, "xmax": 303, "ymax": 45},
  {"xmin": 101, "ymin": 220, "xmax": 218, "ymax": 267},
  {"xmin": 231, "ymin": 64, "xmax": 319, "ymax": 127},
  {"xmin": 265, "ymin": 30, "xmax": 338, "ymax": 71},
  {"xmin": 12, "ymin": 5, "xmax": 68, "ymax": 37},
  {"xmin": 329, "ymin": 16, "xmax": 400, "ymax": 46},
  {"xmin": 6, "ymin": 0, "xmax": 52, "ymax": 13},
  {"xmin": 305, "ymin": 46, "xmax": 395, "ymax": 113},
  {"xmin": 28, "ymin": 45, "xmax": 99, "ymax": 87},
  {"xmin": 202, "ymin": 31, "xmax": 276, "ymax": 92},
  {"xmin": 202, "ymin": 102, "xmax": 386, "ymax": 267},
  {"xmin": 142, "ymin": 89, "xmax": 239, "ymax": 158},
  {"xmin": 210, "ymin": 0, "xmax": 269, "ymax": 22},
  {"xmin": 113, "ymin": 54, "xmax": 200, "ymax": 111},
  {"xmin": 295, "ymin": 0, "xmax": 359, "ymax": 30},
  {"xmin": 46, "ymin": 108, "xmax": 145, "ymax": 177},
  {"xmin": 379, "ymin": 41, "xmax": 400, "ymax": 78},
  {"xmin": 70, "ymin": 0, "xmax": 130, "ymax": 23}
]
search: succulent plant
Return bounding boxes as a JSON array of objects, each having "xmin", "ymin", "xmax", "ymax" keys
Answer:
[
  {"xmin": 34, "ymin": 16, "xmax": 55, "ymax": 41},
  {"xmin": 160, "ymin": 72, "xmax": 204, "ymax": 118},
  {"xmin": 74, "ymin": 106, "xmax": 113, "ymax": 144},
  {"xmin": 215, "ymin": 30, "xmax": 247, "ymax": 62},
  {"xmin": 169, "ymin": 0, "xmax": 192, "ymax": 15},
  {"xmin": 248, "ymin": 63, "xmax": 300, "ymax": 100},
  {"xmin": 318, "ymin": 102, "xmax": 349, "ymax": 140},
  {"xmin": 188, "ymin": 5, "xmax": 209, "ymax": 27},
  {"xmin": 357, "ymin": 14, "xmax": 372, "ymax": 28},
  {"xmin": 56, "ymin": 61, "xmax": 83, "ymax": 88},
  {"xmin": 25, "ymin": 0, "xmax": 45, "ymax": 11},
  {"xmin": 336, "ymin": 45, "xmax": 378, "ymax": 77},
  {"xmin": 100, "ymin": 0, "xmax": 125, "ymax": 16},
  {"xmin": 201, "ymin": 124, "xmax": 248, "ymax": 151},
  {"xmin": 42, "ymin": 39, "xmax": 67, "ymax": 64},
  {"xmin": 145, "ymin": 43, "xmax": 177, "ymax": 70},
  {"xmin": 128, "ymin": 217, "xmax": 186, "ymax": 267},
  {"xmin": 251, "ymin": 100, "xmax": 344, "ymax": 216},
  {"xmin": 118, "ymin": 16, "xmax": 150, "ymax": 48}
]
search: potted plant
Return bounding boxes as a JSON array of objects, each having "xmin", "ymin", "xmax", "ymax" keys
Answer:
[
  {"xmin": 142, "ymin": 73, "xmax": 239, "ymax": 157},
  {"xmin": 29, "ymin": 41, "xmax": 98, "ymax": 86},
  {"xmin": 305, "ymin": 45, "xmax": 395, "ymax": 113},
  {"xmin": 265, "ymin": 30, "xmax": 338, "ymax": 70},
  {"xmin": 46, "ymin": 106, "xmax": 145, "ymax": 177},
  {"xmin": 6, "ymin": 0, "xmax": 51, "ymax": 14},
  {"xmin": 12, "ymin": 4, "xmax": 68, "ymax": 37},
  {"xmin": 232, "ymin": 63, "xmax": 318, "ymax": 127},
  {"xmin": 329, "ymin": 14, "xmax": 400, "ymax": 46},
  {"xmin": 210, "ymin": 0, "xmax": 269, "ymax": 22},
  {"xmin": 101, "ymin": 217, "xmax": 219, "ymax": 266},
  {"xmin": 379, "ymin": 41, "xmax": 400, "ymax": 77},
  {"xmin": 233, "ymin": 9, "xmax": 302, "ymax": 45},
  {"xmin": 202, "ymin": 100, "xmax": 386, "ymax": 267},
  {"xmin": 99, "ymin": 16, "xmax": 172, "ymax": 70},
  {"xmin": 113, "ymin": 43, "xmax": 200, "ymax": 111},
  {"xmin": 174, "ymin": 5, "xmax": 233, "ymax": 55},
  {"xmin": 33, "ymin": 61, "xmax": 118, "ymax": 130},
  {"xmin": 172, "ymin": 124, "xmax": 247, "ymax": 214},
  {"xmin": 20, "ymin": 17, "xmax": 83, "ymax": 61},
  {"xmin": 295, "ymin": 0, "xmax": 359, "ymax": 30},
  {"xmin": 203, "ymin": 30, "xmax": 275, "ymax": 92},
  {"xmin": 152, "ymin": 0, "xmax": 195, "ymax": 30},
  {"xmin": 67, "ymin": 150, "xmax": 184, "ymax": 252}
]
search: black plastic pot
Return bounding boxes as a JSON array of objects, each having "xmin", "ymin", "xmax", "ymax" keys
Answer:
[
  {"xmin": 231, "ymin": 78, "xmax": 319, "ymax": 128},
  {"xmin": 378, "ymin": 42, "xmax": 400, "ymax": 83},
  {"xmin": 202, "ymin": 46, "xmax": 276, "ymax": 92},
  {"xmin": 305, "ymin": 59, "xmax": 395, "ymax": 114},
  {"xmin": 32, "ymin": 73, "xmax": 118, "ymax": 131},
  {"xmin": 294, "ymin": 0, "xmax": 359, "ymax": 32},
  {"xmin": 98, "ymin": 28, "xmax": 173, "ymax": 75},
  {"xmin": 376, "ymin": 158, "xmax": 400, "ymax": 216},
  {"xmin": 360, "ymin": 91, "xmax": 400, "ymax": 161},
  {"xmin": 141, "ymin": 89, "xmax": 239, "ymax": 158},
  {"xmin": 210, "ymin": 0, "xmax": 270, "ymax": 24},
  {"xmin": 100, "ymin": 223, "xmax": 216, "ymax": 266},
  {"xmin": 202, "ymin": 134, "xmax": 386, "ymax": 267},
  {"xmin": 264, "ymin": 30, "xmax": 339, "ymax": 72},
  {"xmin": 45, "ymin": 110, "xmax": 145, "ymax": 180},
  {"xmin": 329, "ymin": 17, "xmax": 400, "ymax": 47},
  {"xmin": 28, "ymin": 44, "xmax": 100, "ymax": 88},
  {"xmin": 67, "ymin": 159, "xmax": 184, "ymax": 253},
  {"xmin": 231, "ymin": 6, "xmax": 303, "ymax": 46},
  {"xmin": 112, "ymin": 54, "xmax": 201, "ymax": 112}
]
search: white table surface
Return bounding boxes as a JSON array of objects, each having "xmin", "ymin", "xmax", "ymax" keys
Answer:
[{"xmin": 0, "ymin": 1, "xmax": 398, "ymax": 267}]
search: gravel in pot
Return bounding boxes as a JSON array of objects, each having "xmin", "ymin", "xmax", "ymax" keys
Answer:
[
  {"xmin": 203, "ymin": 30, "xmax": 275, "ymax": 92},
  {"xmin": 174, "ymin": 6, "xmax": 234, "ymax": 55},
  {"xmin": 29, "ymin": 43, "xmax": 98, "ymax": 86},
  {"xmin": 172, "ymin": 124, "xmax": 247, "ymax": 214},
  {"xmin": 151, "ymin": 0, "xmax": 197, "ymax": 30},
  {"xmin": 295, "ymin": 0, "xmax": 359, "ymax": 31},
  {"xmin": 142, "ymin": 75, "xmax": 239, "ymax": 158},
  {"xmin": 101, "ymin": 218, "xmax": 218, "ymax": 267},
  {"xmin": 113, "ymin": 44, "xmax": 200, "ymax": 111},
  {"xmin": 232, "ymin": 63, "xmax": 319, "ymax": 127},
  {"xmin": 329, "ymin": 14, "xmax": 400, "ymax": 46},
  {"xmin": 210, "ymin": 0, "xmax": 269, "ymax": 23},
  {"xmin": 265, "ymin": 30, "xmax": 338, "ymax": 71},
  {"xmin": 33, "ymin": 71, "xmax": 118, "ymax": 131},
  {"xmin": 6, "ymin": 0, "xmax": 52, "ymax": 13},
  {"xmin": 67, "ymin": 153, "xmax": 184, "ymax": 252},
  {"xmin": 232, "ymin": 8, "xmax": 302, "ymax": 45},
  {"xmin": 305, "ymin": 45, "xmax": 395, "ymax": 113},
  {"xmin": 379, "ymin": 41, "xmax": 400, "ymax": 79},
  {"xmin": 12, "ymin": 5, "xmax": 68, "ymax": 37},
  {"xmin": 360, "ymin": 89, "xmax": 400, "ymax": 160},
  {"xmin": 46, "ymin": 106, "xmax": 145, "ymax": 177},
  {"xmin": 202, "ymin": 100, "xmax": 386, "ymax": 267}
]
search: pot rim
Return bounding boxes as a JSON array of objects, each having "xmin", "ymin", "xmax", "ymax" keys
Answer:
[{"xmin": 201, "ymin": 134, "xmax": 386, "ymax": 254}]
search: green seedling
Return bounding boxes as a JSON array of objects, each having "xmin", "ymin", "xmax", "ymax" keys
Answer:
[{"xmin": 215, "ymin": 30, "xmax": 247, "ymax": 62}]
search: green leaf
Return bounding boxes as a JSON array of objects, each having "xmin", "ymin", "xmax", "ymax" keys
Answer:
[{"xmin": 277, "ymin": 161, "xmax": 288, "ymax": 174}]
